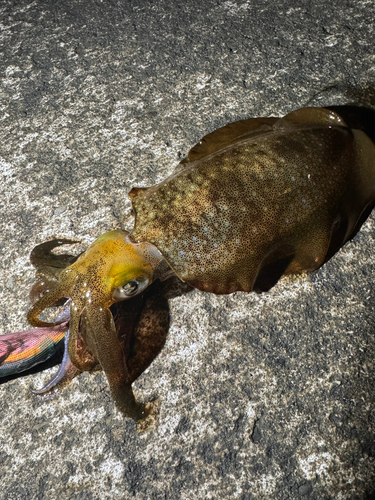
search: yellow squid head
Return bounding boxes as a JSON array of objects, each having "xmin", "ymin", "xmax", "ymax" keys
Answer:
[
  {"xmin": 28, "ymin": 229, "xmax": 161, "ymax": 328},
  {"xmin": 27, "ymin": 229, "xmax": 163, "ymax": 419}
]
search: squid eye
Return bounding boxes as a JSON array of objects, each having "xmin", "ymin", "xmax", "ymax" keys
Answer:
[
  {"xmin": 122, "ymin": 280, "xmax": 139, "ymax": 295},
  {"xmin": 112, "ymin": 276, "xmax": 150, "ymax": 301}
]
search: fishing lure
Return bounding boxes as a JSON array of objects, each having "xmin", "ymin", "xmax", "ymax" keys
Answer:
[{"xmin": 2, "ymin": 106, "xmax": 375, "ymax": 422}]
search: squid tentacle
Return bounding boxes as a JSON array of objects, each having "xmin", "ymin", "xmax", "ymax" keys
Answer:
[
  {"xmin": 27, "ymin": 283, "xmax": 69, "ymax": 327},
  {"xmin": 65, "ymin": 302, "xmax": 98, "ymax": 372},
  {"xmin": 85, "ymin": 304, "xmax": 147, "ymax": 421}
]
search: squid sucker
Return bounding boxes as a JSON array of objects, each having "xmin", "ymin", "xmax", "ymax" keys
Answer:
[{"xmin": 5, "ymin": 105, "xmax": 375, "ymax": 423}]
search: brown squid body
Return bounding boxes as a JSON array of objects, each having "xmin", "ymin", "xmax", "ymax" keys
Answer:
[
  {"xmin": 130, "ymin": 107, "xmax": 375, "ymax": 293},
  {"xmin": 27, "ymin": 106, "xmax": 375, "ymax": 420}
]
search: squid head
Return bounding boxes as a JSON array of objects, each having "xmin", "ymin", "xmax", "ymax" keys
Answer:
[{"xmin": 27, "ymin": 229, "xmax": 164, "ymax": 420}]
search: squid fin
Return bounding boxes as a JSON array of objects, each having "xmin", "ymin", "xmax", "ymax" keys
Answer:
[{"xmin": 181, "ymin": 117, "xmax": 278, "ymax": 164}]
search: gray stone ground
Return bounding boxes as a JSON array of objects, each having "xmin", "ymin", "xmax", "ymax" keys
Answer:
[{"xmin": 0, "ymin": 0, "xmax": 374, "ymax": 499}]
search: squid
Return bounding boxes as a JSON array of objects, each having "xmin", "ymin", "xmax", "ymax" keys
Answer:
[{"xmin": 2, "ymin": 105, "xmax": 375, "ymax": 422}]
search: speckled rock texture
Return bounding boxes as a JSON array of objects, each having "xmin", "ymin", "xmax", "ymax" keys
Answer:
[{"xmin": 0, "ymin": 1, "xmax": 374, "ymax": 499}]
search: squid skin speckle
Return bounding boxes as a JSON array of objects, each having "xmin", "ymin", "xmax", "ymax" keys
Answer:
[{"xmin": 12, "ymin": 106, "xmax": 375, "ymax": 422}]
